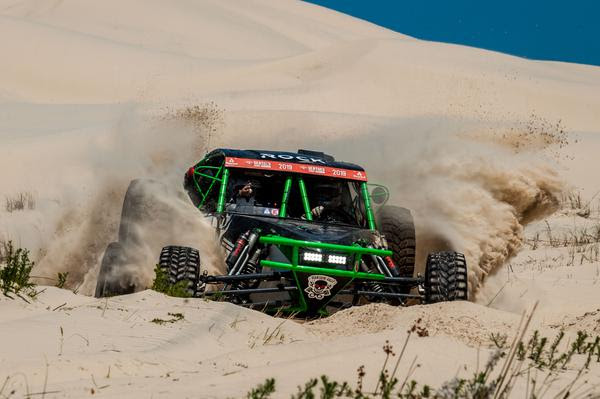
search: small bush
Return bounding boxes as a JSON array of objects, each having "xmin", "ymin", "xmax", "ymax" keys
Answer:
[
  {"xmin": 247, "ymin": 378, "xmax": 276, "ymax": 399},
  {"xmin": 0, "ymin": 241, "xmax": 36, "ymax": 298},
  {"xmin": 151, "ymin": 265, "xmax": 191, "ymax": 298},
  {"xmin": 56, "ymin": 271, "xmax": 69, "ymax": 289}
]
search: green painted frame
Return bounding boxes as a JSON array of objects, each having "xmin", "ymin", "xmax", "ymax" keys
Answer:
[
  {"xmin": 190, "ymin": 155, "xmax": 226, "ymax": 211},
  {"xmin": 258, "ymin": 235, "xmax": 392, "ymax": 312}
]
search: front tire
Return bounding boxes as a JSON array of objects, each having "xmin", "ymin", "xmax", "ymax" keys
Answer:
[
  {"xmin": 424, "ymin": 251, "xmax": 468, "ymax": 303},
  {"xmin": 158, "ymin": 246, "xmax": 202, "ymax": 297}
]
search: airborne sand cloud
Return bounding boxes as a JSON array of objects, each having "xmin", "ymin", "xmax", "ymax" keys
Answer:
[{"xmin": 27, "ymin": 107, "xmax": 565, "ymax": 298}]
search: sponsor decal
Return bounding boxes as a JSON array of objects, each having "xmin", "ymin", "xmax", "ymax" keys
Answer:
[
  {"xmin": 224, "ymin": 157, "xmax": 368, "ymax": 181},
  {"xmin": 260, "ymin": 153, "xmax": 327, "ymax": 164},
  {"xmin": 307, "ymin": 166, "xmax": 326, "ymax": 174},
  {"xmin": 250, "ymin": 160, "xmax": 272, "ymax": 168},
  {"xmin": 304, "ymin": 275, "xmax": 337, "ymax": 300},
  {"xmin": 226, "ymin": 157, "xmax": 239, "ymax": 166},
  {"xmin": 262, "ymin": 208, "xmax": 280, "ymax": 216}
]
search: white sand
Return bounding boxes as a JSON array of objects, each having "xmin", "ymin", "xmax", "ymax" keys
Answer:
[{"xmin": 1, "ymin": 0, "xmax": 600, "ymax": 397}]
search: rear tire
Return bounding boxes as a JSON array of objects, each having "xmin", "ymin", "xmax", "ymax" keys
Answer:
[
  {"xmin": 158, "ymin": 246, "xmax": 202, "ymax": 297},
  {"xmin": 424, "ymin": 251, "xmax": 468, "ymax": 303},
  {"xmin": 96, "ymin": 179, "xmax": 165, "ymax": 297},
  {"xmin": 377, "ymin": 206, "xmax": 416, "ymax": 278},
  {"xmin": 118, "ymin": 179, "xmax": 166, "ymax": 246},
  {"xmin": 95, "ymin": 242, "xmax": 135, "ymax": 297}
]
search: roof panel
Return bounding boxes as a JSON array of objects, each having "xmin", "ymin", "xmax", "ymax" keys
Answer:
[{"xmin": 209, "ymin": 148, "xmax": 365, "ymax": 171}]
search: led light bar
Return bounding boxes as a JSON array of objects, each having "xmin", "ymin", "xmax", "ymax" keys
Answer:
[
  {"xmin": 327, "ymin": 255, "xmax": 347, "ymax": 265},
  {"xmin": 302, "ymin": 252, "xmax": 323, "ymax": 262}
]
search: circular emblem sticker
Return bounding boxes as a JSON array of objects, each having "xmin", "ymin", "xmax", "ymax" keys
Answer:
[{"xmin": 304, "ymin": 275, "xmax": 337, "ymax": 300}]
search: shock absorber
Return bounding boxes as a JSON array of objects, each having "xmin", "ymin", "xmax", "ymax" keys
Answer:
[
  {"xmin": 242, "ymin": 247, "xmax": 262, "ymax": 275},
  {"xmin": 235, "ymin": 247, "xmax": 263, "ymax": 290},
  {"xmin": 383, "ymin": 256, "xmax": 400, "ymax": 277},
  {"xmin": 359, "ymin": 260, "xmax": 385, "ymax": 295},
  {"xmin": 226, "ymin": 229, "xmax": 260, "ymax": 276},
  {"xmin": 368, "ymin": 242, "xmax": 401, "ymax": 278},
  {"xmin": 226, "ymin": 230, "xmax": 250, "ymax": 273}
]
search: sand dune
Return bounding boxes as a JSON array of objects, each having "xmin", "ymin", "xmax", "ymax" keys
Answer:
[{"xmin": 1, "ymin": 0, "xmax": 599, "ymax": 397}]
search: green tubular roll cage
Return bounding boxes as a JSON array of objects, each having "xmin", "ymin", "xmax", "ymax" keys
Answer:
[
  {"xmin": 189, "ymin": 157, "xmax": 377, "ymax": 230},
  {"xmin": 259, "ymin": 235, "xmax": 392, "ymax": 313}
]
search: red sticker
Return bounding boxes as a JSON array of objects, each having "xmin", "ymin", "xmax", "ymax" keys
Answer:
[{"xmin": 225, "ymin": 157, "xmax": 368, "ymax": 181}]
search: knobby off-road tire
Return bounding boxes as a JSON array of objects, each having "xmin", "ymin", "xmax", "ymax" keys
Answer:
[
  {"xmin": 424, "ymin": 251, "xmax": 468, "ymax": 303},
  {"xmin": 158, "ymin": 246, "xmax": 202, "ymax": 297},
  {"xmin": 95, "ymin": 242, "xmax": 135, "ymax": 297},
  {"xmin": 377, "ymin": 206, "xmax": 416, "ymax": 278}
]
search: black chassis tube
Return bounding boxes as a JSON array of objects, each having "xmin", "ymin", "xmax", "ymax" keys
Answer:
[
  {"xmin": 338, "ymin": 289, "xmax": 424, "ymax": 299},
  {"xmin": 200, "ymin": 271, "xmax": 290, "ymax": 283},
  {"xmin": 203, "ymin": 286, "xmax": 297, "ymax": 296},
  {"xmin": 200, "ymin": 272, "xmax": 423, "ymax": 286},
  {"xmin": 201, "ymin": 285, "xmax": 423, "ymax": 300},
  {"xmin": 354, "ymin": 276, "xmax": 424, "ymax": 285}
]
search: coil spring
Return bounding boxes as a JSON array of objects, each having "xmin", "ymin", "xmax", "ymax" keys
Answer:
[
  {"xmin": 233, "ymin": 249, "xmax": 261, "ymax": 290},
  {"xmin": 359, "ymin": 259, "xmax": 385, "ymax": 295},
  {"xmin": 369, "ymin": 282, "xmax": 384, "ymax": 294},
  {"xmin": 240, "ymin": 260, "xmax": 257, "ymax": 275}
]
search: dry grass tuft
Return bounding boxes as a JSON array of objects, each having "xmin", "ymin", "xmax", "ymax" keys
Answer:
[
  {"xmin": 560, "ymin": 190, "xmax": 600, "ymax": 218},
  {"xmin": 5, "ymin": 192, "xmax": 35, "ymax": 213},
  {"xmin": 524, "ymin": 193, "xmax": 600, "ymax": 266},
  {"xmin": 0, "ymin": 238, "xmax": 7, "ymax": 264}
]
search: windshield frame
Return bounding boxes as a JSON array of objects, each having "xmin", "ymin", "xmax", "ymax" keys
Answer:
[{"xmin": 217, "ymin": 167, "xmax": 377, "ymax": 230}]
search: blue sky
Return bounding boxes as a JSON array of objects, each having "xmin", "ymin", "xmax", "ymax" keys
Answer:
[{"xmin": 305, "ymin": 0, "xmax": 600, "ymax": 67}]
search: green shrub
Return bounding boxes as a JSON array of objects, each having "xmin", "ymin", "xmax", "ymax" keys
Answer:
[
  {"xmin": 0, "ymin": 241, "xmax": 36, "ymax": 299},
  {"xmin": 247, "ymin": 378, "xmax": 276, "ymax": 399},
  {"xmin": 151, "ymin": 265, "xmax": 191, "ymax": 298}
]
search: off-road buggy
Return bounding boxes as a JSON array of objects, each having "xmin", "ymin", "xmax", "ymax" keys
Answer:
[{"xmin": 95, "ymin": 149, "xmax": 468, "ymax": 317}]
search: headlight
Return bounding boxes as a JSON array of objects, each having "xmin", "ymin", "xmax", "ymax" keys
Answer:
[
  {"xmin": 327, "ymin": 255, "xmax": 347, "ymax": 265},
  {"xmin": 301, "ymin": 250, "xmax": 348, "ymax": 266},
  {"xmin": 302, "ymin": 251, "xmax": 323, "ymax": 262}
]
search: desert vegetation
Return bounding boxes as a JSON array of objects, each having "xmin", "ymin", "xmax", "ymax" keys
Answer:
[
  {"xmin": 151, "ymin": 312, "xmax": 185, "ymax": 325},
  {"xmin": 523, "ymin": 192, "xmax": 600, "ymax": 267},
  {"xmin": 0, "ymin": 241, "xmax": 37, "ymax": 299},
  {"xmin": 4, "ymin": 192, "xmax": 35, "ymax": 213},
  {"xmin": 151, "ymin": 265, "xmax": 192, "ymax": 298},
  {"xmin": 247, "ymin": 311, "xmax": 600, "ymax": 398}
]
